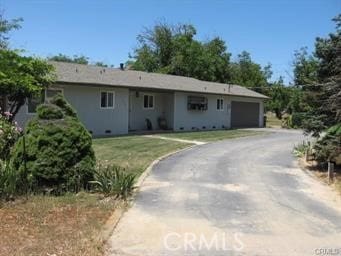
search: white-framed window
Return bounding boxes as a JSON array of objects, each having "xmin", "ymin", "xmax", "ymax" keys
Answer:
[
  {"xmin": 143, "ymin": 94, "xmax": 154, "ymax": 109},
  {"xmin": 101, "ymin": 91, "xmax": 115, "ymax": 109},
  {"xmin": 27, "ymin": 91, "xmax": 45, "ymax": 114},
  {"xmin": 27, "ymin": 88, "xmax": 64, "ymax": 114},
  {"xmin": 217, "ymin": 98, "xmax": 224, "ymax": 111}
]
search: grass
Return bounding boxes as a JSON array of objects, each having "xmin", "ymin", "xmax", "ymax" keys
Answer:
[
  {"xmin": 266, "ymin": 112, "xmax": 282, "ymax": 128},
  {"xmin": 1, "ymin": 129, "xmax": 268, "ymax": 256},
  {"xmin": 0, "ymin": 193, "xmax": 117, "ymax": 256},
  {"xmin": 156, "ymin": 129, "xmax": 265, "ymax": 142},
  {"xmin": 93, "ymin": 135, "xmax": 190, "ymax": 176}
]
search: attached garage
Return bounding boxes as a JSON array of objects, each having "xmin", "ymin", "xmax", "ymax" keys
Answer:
[{"xmin": 231, "ymin": 101, "xmax": 260, "ymax": 128}]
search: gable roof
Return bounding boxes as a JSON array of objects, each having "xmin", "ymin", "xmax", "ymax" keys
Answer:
[{"xmin": 50, "ymin": 61, "xmax": 268, "ymax": 99}]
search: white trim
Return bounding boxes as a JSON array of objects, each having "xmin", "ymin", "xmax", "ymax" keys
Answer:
[
  {"xmin": 142, "ymin": 93, "xmax": 155, "ymax": 110},
  {"xmin": 216, "ymin": 98, "xmax": 224, "ymax": 111},
  {"xmin": 100, "ymin": 90, "xmax": 115, "ymax": 109}
]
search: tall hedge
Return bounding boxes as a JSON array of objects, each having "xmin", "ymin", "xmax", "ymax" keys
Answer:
[{"xmin": 11, "ymin": 94, "xmax": 95, "ymax": 193}]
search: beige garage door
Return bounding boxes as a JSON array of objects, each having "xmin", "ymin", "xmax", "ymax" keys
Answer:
[{"xmin": 231, "ymin": 101, "xmax": 259, "ymax": 128}]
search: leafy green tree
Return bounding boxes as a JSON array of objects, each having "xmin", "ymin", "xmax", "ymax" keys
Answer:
[
  {"xmin": 302, "ymin": 14, "xmax": 341, "ymax": 136},
  {"xmin": 229, "ymin": 51, "xmax": 270, "ymax": 90},
  {"xmin": 0, "ymin": 49, "xmax": 55, "ymax": 121},
  {"xmin": 130, "ymin": 22, "xmax": 231, "ymax": 83},
  {"xmin": 265, "ymin": 77, "xmax": 290, "ymax": 118},
  {"xmin": 48, "ymin": 53, "xmax": 89, "ymax": 64},
  {"xmin": 293, "ymin": 47, "xmax": 318, "ymax": 86},
  {"xmin": 94, "ymin": 61, "xmax": 108, "ymax": 67},
  {"xmin": 0, "ymin": 12, "xmax": 22, "ymax": 49}
]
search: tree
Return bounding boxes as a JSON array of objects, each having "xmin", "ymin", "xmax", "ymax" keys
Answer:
[
  {"xmin": 48, "ymin": 53, "xmax": 89, "ymax": 65},
  {"xmin": 302, "ymin": 14, "xmax": 341, "ymax": 136},
  {"xmin": 0, "ymin": 12, "xmax": 22, "ymax": 49},
  {"xmin": 0, "ymin": 49, "xmax": 55, "ymax": 121},
  {"xmin": 265, "ymin": 77, "xmax": 290, "ymax": 119},
  {"xmin": 94, "ymin": 61, "xmax": 108, "ymax": 67},
  {"xmin": 293, "ymin": 47, "xmax": 319, "ymax": 86},
  {"xmin": 229, "ymin": 51, "xmax": 270, "ymax": 90},
  {"xmin": 130, "ymin": 22, "xmax": 231, "ymax": 83}
]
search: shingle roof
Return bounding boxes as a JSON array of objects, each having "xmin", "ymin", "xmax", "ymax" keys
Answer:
[{"xmin": 50, "ymin": 61, "xmax": 268, "ymax": 99}]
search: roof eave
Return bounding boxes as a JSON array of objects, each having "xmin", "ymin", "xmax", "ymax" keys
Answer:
[{"xmin": 54, "ymin": 80, "xmax": 268, "ymax": 100}]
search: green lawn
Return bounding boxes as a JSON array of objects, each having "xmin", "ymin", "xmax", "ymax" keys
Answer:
[
  {"xmin": 93, "ymin": 129, "xmax": 266, "ymax": 176},
  {"xmin": 155, "ymin": 129, "xmax": 266, "ymax": 142},
  {"xmin": 93, "ymin": 135, "xmax": 190, "ymax": 176}
]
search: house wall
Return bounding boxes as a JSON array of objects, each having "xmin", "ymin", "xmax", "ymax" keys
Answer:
[
  {"xmin": 173, "ymin": 92, "xmax": 265, "ymax": 131},
  {"xmin": 128, "ymin": 90, "xmax": 174, "ymax": 131},
  {"xmin": 173, "ymin": 92, "xmax": 230, "ymax": 131},
  {"xmin": 15, "ymin": 84, "xmax": 129, "ymax": 136},
  {"xmin": 14, "ymin": 83, "xmax": 264, "ymax": 136}
]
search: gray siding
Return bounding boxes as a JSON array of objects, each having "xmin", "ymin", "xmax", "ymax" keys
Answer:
[
  {"xmin": 173, "ymin": 93, "xmax": 265, "ymax": 131},
  {"xmin": 14, "ymin": 83, "xmax": 264, "ymax": 136},
  {"xmin": 173, "ymin": 92, "xmax": 229, "ymax": 131},
  {"xmin": 129, "ymin": 91, "xmax": 174, "ymax": 131},
  {"xmin": 15, "ymin": 84, "xmax": 129, "ymax": 136}
]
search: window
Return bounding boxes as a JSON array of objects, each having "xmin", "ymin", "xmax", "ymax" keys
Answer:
[
  {"xmin": 27, "ymin": 91, "xmax": 45, "ymax": 114},
  {"xmin": 187, "ymin": 96, "xmax": 208, "ymax": 111},
  {"xmin": 101, "ymin": 91, "xmax": 115, "ymax": 108},
  {"xmin": 46, "ymin": 88, "xmax": 63, "ymax": 100},
  {"xmin": 143, "ymin": 94, "xmax": 154, "ymax": 109},
  {"xmin": 217, "ymin": 98, "xmax": 224, "ymax": 111}
]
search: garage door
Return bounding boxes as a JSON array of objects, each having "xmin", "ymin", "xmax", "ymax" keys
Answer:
[{"xmin": 231, "ymin": 101, "xmax": 259, "ymax": 128}]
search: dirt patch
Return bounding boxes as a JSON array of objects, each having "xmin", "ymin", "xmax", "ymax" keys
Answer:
[
  {"xmin": 0, "ymin": 193, "xmax": 119, "ymax": 256},
  {"xmin": 299, "ymin": 158, "xmax": 341, "ymax": 195}
]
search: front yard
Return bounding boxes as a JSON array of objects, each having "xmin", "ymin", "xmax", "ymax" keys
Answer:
[
  {"xmin": 92, "ymin": 135, "xmax": 190, "ymax": 176},
  {"xmin": 0, "ymin": 129, "xmax": 265, "ymax": 256}
]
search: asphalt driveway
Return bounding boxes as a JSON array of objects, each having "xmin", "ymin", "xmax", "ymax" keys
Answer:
[{"xmin": 107, "ymin": 130, "xmax": 341, "ymax": 256}]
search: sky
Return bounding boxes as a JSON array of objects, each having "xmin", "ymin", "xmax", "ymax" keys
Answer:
[{"xmin": 1, "ymin": 0, "xmax": 340, "ymax": 84}]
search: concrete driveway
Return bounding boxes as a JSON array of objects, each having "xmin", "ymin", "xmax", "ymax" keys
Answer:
[{"xmin": 107, "ymin": 130, "xmax": 341, "ymax": 256}]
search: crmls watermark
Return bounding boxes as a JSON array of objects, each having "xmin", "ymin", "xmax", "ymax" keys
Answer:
[
  {"xmin": 314, "ymin": 248, "xmax": 341, "ymax": 255},
  {"xmin": 163, "ymin": 232, "xmax": 244, "ymax": 252}
]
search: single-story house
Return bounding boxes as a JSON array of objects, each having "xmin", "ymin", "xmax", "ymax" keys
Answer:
[{"xmin": 14, "ymin": 61, "xmax": 268, "ymax": 136}]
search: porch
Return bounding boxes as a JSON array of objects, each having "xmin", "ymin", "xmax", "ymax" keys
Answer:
[{"xmin": 128, "ymin": 90, "xmax": 174, "ymax": 132}]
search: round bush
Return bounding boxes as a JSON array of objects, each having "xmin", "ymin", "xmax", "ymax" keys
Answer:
[
  {"xmin": 10, "ymin": 95, "xmax": 95, "ymax": 193},
  {"xmin": 36, "ymin": 104, "xmax": 64, "ymax": 120}
]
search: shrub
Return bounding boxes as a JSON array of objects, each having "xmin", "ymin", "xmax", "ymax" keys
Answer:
[
  {"xmin": 10, "ymin": 95, "xmax": 95, "ymax": 194},
  {"xmin": 50, "ymin": 93, "xmax": 77, "ymax": 117},
  {"xmin": 0, "ymin": 160, "xmax": 17, "ymax": 200},
  {"xmin": 291, "ymin": 112, "xmax": 306, "ymax": 128},
  {"xmin": 0, "ymin": 112, "xmax": 22, "ymax": 161},
  {"xmin": 36, "ymin": 104, "xmax": 64, "ymax": 120},
  {"xmin": 90, "ymin": 164, "xmax": 136, "ymax": 199},
  {"xmin": 313, "ymin": 123, "xmax": 341, "ymax": 163},
  {"xmin": 293, "ymin": 140, "xmax": 311, "ymax": 157}
]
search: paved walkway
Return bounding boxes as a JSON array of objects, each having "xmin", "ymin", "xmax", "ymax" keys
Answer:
[{"xmin": 143, "ymin": 134, "xmax": 206, "ymax": 145}]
